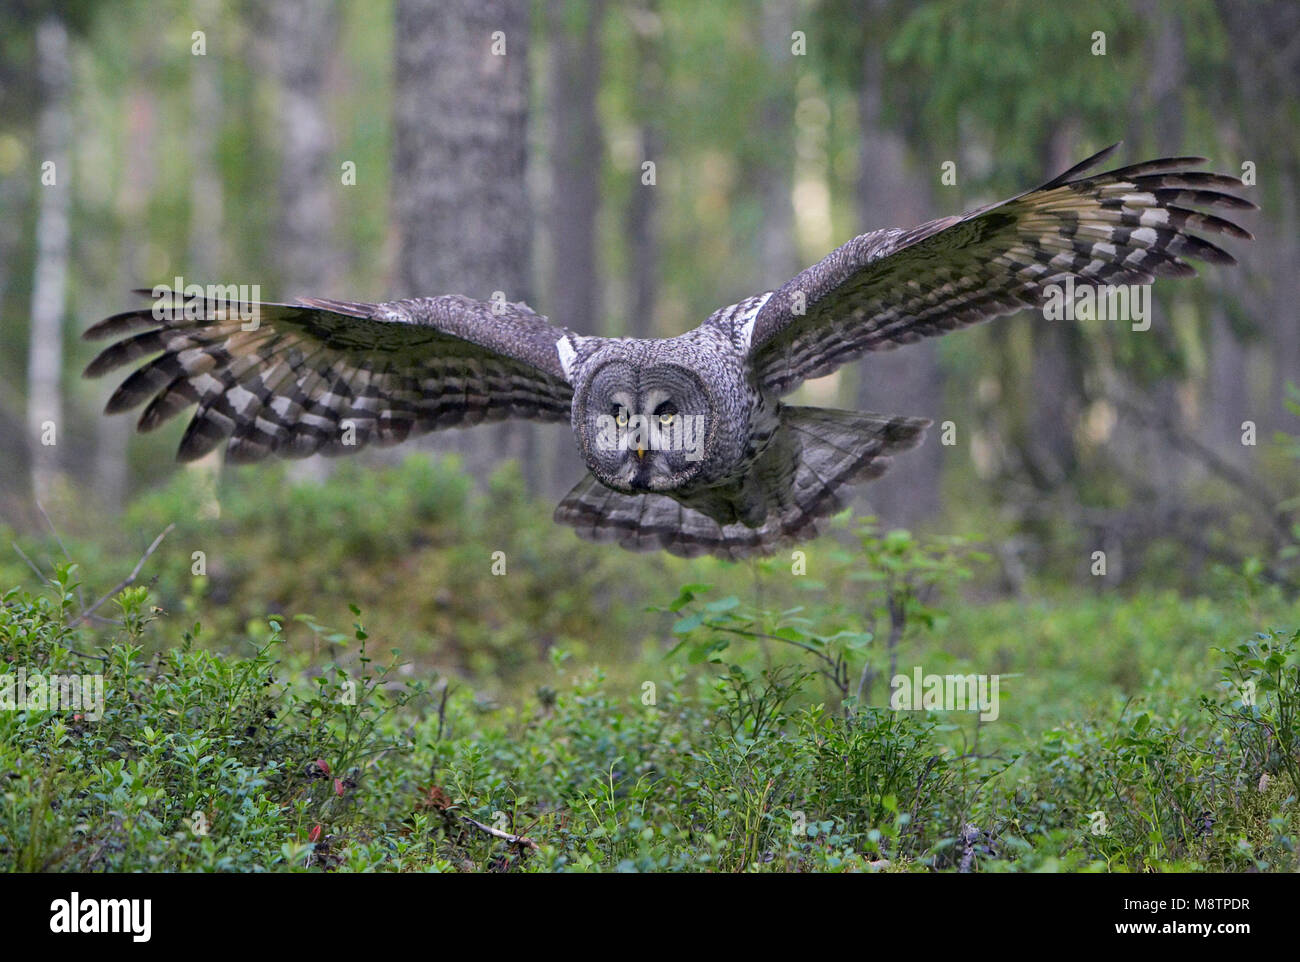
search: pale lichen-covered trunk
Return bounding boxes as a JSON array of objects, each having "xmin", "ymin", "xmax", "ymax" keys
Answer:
[
  {"xmin": 269, "ymin": 0, "xmax": 340, "ymax": 297},
  {"xmin": 268, "ymin": 0, "xmax": 341, "ymax": 484},
  {"xmin": 26, "ymin": 16, "xmax": 71, "ymax": 500},
  {"xmin": 392, "ymin": 0, "xmax": 536, "ymax": 485},
  {"xmin": 96, "ymin": 84, "xmax": 160, "ymax": 511},
  {"xmin": 393, "ymin": 0, "xmax": 531, "ymax": 300}
]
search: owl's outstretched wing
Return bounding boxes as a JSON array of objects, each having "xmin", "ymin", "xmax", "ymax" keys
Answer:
[
  {"xmin": 83, "ymin": 291, "xmax": 574, "ymax": 462},
  {"xmin": 736, "ymin": 143, "xmax": 1255, "ymax": 396}
]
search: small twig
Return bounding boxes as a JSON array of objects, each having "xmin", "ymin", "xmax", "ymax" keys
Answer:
[
  {"xmin": 11, "ymin": 541, "xmax": 46, "ymax": 583},
  {"xmin": 36, "ymin": 501, "xmax": 84, "ymax": 610},
  {"xmin": 886, "ymin": 592, "xmax": 905, "ymax": 686},
  {"xmin": 459, "ymin": 815, "xmax": 540, "ymax": 850},
  {"xmin": 435, "ymin": 680, "xmax": 452, "ymax": 741},
  {"xmin": 711, "ymin": 624, "xmax": 833, "ymax": 663},
  {"xmin": 73, "ymin": 524, "xmax": 175, "ymax": 626},
  {"xmin": 902, "ymin": 755, "xmax": 940, "ymax": 858},
  {"xmin": 84, "ymin": 816, "xmax": 124, "ymax": 870},
  {"xmin": 65, "ymin": 649, "xmax": 109, "ymax": 663},
  {"xmin": 35, "ymin": 500, "xmax": 70, "ymax": 558}
]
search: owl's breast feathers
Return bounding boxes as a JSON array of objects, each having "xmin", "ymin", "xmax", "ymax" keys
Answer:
[{"xmin": 555, "ymin": 405, "xmax": 928, "ymax": 559}]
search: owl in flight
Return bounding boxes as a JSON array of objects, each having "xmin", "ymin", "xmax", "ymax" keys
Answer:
[{"xmin": 86, "ymin": 144, "xmax": 1252, "ymax": 560}]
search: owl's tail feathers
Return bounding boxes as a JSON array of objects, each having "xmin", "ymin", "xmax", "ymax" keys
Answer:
[
  {"xmin": 778, "ymin": 405, "xmax": 931, "ymax": 528},
  {"xmin": 553, "ymin": 407, "xmax": 929, "ymax": 561}
]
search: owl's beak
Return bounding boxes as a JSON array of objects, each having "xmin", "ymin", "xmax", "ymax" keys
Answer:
[{"xmin": 634, "ymin": 443, "xmax": 646, "ymax": 460}]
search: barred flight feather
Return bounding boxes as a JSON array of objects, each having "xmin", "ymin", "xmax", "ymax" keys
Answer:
[
  {"xmin": 743, "ymin": 145, "xmax": 1255, "ymax": 395},
  {"xmin": 83, "ymin": 293, "xmax": 574, "ymax": 462}
]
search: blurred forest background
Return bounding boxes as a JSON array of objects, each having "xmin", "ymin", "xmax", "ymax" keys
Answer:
[
  {"xmin": 7, "ymin": 0, "xmax": 1300, "ymax": 874},
  {"xmin": 0, "ymin": 0, "xmax": 1298, "ymax": 613}
]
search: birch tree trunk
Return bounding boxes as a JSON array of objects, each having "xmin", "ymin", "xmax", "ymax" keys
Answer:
[
  {"xmin": 96, "ymin": 85, "xmax": 159, "ymax": 511},
  {"xmin": 27, "ymin": 16, "xmax": 72, "ymax": 501}
]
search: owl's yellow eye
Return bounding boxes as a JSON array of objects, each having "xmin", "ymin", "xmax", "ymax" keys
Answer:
[
  {"xmin": 654, "ymin": 401, "xmax": 678, "ymax": 425},
  {"xmin": 615, "ymin": 408, "xmax": 628, "ymax": 426}
]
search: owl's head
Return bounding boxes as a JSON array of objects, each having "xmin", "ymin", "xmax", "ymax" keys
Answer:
[{"xmin": 572, "ymin": 355, "xmax": 716, "ymax": 493}]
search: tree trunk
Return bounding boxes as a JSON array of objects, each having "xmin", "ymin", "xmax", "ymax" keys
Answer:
[
  {"xmin": 184, "ymin": 0, "xmax": 226, "ymax": 514},
  {"xmin": 756, "ymin": 0, "xmax": 797, "ymax": 288},
  {"xmin": 268, "ymin": 0, "xmax": 341, "ymax": 484},
  {"xmin": 1144, "ymin": 0, "xmax": 1184, "ymax": 155},
  {"xmin": 1022, "ymin": 123, "xmax": 1085, "ymax": 491},
  {"xmin": 1217, "ymin": 2, "xmax": 1300, "ymax": 438},
  {"xmin": 26, "ymin": 15, "xmax": 72, "ymax": 501},
  {"xmin": 853, "ymin": 1, "xmax": 943, "ymax": 529},
  {"xmin": 624, "ymin": 0, "xmax": 661, "ymax": 340},
  {"xmin": 392, "ymin": 0, "xmax": 535, "ymax": 485},
  {"xmin": 546, "ymin": 0, "xmax": 603, "ymax": 339},
  {"xmin": 393, "ymin": 0, "xmax": 531, "ymax": 300},
  {"xmin": 1206, "ymin": 304, "xmax": 1251, "ymax": 454},
  {"xmin": 541, "ymin": 0, "xmax": 605, "ymax": 498},
  {"xmin": 1137, "ymin": 0, "xmax": 1191, "ymax": 492},
  {"xmin": 188, "ymin": 0, "xmax": 224, "ymax": 280},
  {"xmin": 96, "ymin": 85, "xmax": 160, "ymax": 511},
  {"xmin": 269, "ymin": 0, "xmax": 340, "ymax": 296},
  {"xmin": 0, "ymin": 167, "xmax": 30, "ymax": 514},
  {"xmin": 1268, "ymin": 173, "xmax": 1300, "ymax": 430}
]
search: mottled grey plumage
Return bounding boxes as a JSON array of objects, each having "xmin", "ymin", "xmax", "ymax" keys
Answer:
[{"xmin": 85, "ymin": 144, "xmax": 1253, "ymax": 559}]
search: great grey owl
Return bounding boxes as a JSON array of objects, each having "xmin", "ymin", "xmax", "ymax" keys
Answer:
[{"xmin": 85, "ymin": 144, "xmax": 1252, "ymax": 560}]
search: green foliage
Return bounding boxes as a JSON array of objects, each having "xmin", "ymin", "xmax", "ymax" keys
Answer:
[
  {"xmin": 4, "ymin": 455, "xmax": 698, "ymax": 683},
  {"xmin": 0, "ymin": 582, "xmax": 428, "ymax": 871},
  {"xmin": 2, "ymin": 566, "xmax": 1300, "ymax": 873},
  {"xmin": 2, "ymin": 568, "xmax": 1298, "ymax": 872},
  {"xmin": 3, "ymin": 454, "xmax": 1300, "ymax": 873},
  {"xmin": 1206, "ymin": 629, "xmax": 1300, "ymax": 798},
  {"xmin": 664, "ymin": 519, "xmax": 987, "ymax": 709}
]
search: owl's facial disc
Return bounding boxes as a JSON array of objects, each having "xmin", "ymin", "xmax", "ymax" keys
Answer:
[{"xmin": 577, "ymin": 361, "xmax": 714, "ymax": 493}]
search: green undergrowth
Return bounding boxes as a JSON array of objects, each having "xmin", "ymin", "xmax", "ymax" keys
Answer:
[{"xmin": 2, "ymin": 565, "xmax": 1297, "ymax": 872}]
